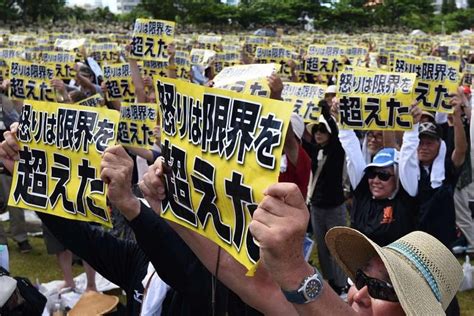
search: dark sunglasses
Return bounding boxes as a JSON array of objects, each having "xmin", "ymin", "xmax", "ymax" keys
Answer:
[
  {"xmin": 355, "ymin": 269, "xmax": 399, "ymax": 302},
  {"xmin": 366, "ymin": 169, "xmax": 394, "ymax": 182}
]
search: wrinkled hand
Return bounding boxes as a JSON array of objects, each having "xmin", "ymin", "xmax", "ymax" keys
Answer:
[
  {"xmin": 100, "ymin": 145, "xmax": 136, "ymax": 213},
  {"xmin": 0, "ymin": 123, "xmax": 20, "ymax": 173},
  {"xmin": 138, "ymin": 157, "xmax": 168, "ymax": 214},
  {"xmin": 268, "ymin": 74, "xmax": 283, "ymax": 100},
  {"xmin": 450, "ymin": 86, "xmax": 466, "ymax": 120},
  {"xmin": 330, "ymin": 97, "xmax": 340, "ymax": 122},
  {"xmin": 410, "ymin": 102, "xmax": 422, "ymax": 124},
  {"xmin": 153, "ymin": 125, "xmax": 161, "ymax": 145},
  {"xmin": 249, "ymin": 183, "xmax": 309, "ymax": 289},
  {"xmin": 51, "ymin": 78, "xmax": 66, "ymax": 94}
]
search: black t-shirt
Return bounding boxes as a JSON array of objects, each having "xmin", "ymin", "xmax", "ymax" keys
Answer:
[{"xmin": 351, "ymin": 174, "xmax": 418, "ymax": 246}]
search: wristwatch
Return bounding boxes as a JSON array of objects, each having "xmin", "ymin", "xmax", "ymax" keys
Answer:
[{"xmin": 281, "ymin": 267, "xmax": 324, "ymax": 304}]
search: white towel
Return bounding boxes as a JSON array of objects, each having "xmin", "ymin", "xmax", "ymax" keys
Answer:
[{"xmin": 430, "ymin": 140, "xmax": 446, "ymax": 189}]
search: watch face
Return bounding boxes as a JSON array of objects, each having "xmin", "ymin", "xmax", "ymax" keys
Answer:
[{"xmin": 304, "ymin": 278, "xmax": 322, "ymax": 300}]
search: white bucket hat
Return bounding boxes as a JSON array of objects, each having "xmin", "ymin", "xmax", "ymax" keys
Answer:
[{"xmin": 326, "ymin": 227, "xmax": 463, "ymax": 315}]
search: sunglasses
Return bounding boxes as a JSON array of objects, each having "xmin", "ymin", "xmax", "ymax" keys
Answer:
[
  {"xmin": 366, "ymin": 169, "xmax": 394, "ymax": 182},
  {"xmin": 355, "ymin": 269, "xmax": 399, "ymax": 302}
]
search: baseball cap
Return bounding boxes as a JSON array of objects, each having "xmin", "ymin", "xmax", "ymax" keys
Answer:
[
  {"xmin": 364, "ymin": 147, "xmax": 399, "ymax": 171},
  {"xmin": 419, "ymin": 122, "xmax": 441, "ymax": 140}
]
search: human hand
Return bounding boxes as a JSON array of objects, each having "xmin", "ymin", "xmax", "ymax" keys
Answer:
[
  {"xmin": 138, "ymin": 157, "xmax": 168, "ymax": 214},
  {"xmin": 100, "ymin": 145, "xmax": 138, "ymax": 219},
  {"xmin": 249, "ymin": 183, "xmax": 310, "ymax": 289},
  {"xmin": 51, "ymin": 78, "xmax": 66, "ymax": 94},
  {"xmin": 268, "ymin": 74, "xmax": 283, "ymax": 100},
  {"xmin": 410, "ymin": 102, "xmax": 422, "ymax": 124},
  {"xmin": 0, "ymin": 123, "xmax": 20, "ymax": 173}
]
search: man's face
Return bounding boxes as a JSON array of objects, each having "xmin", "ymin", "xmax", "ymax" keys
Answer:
[
  {"xmin": 347, "ymin": 256, "xmax": 404, "ymax": 316},
  {"xmin": 367, "ymin": 131, "xmax": 383, "ymax": 156},
  {"xmin": 417, "ymin": 136, "xmax": 440, "ymax": 165},
  {"xmin": 367, "ymin": 166, "xmax": 396, "ymax": 200}
]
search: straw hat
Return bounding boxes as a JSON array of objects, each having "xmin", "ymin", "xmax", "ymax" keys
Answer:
[
  {"xmin": 0, "ymin": 276, "xmax": 17, "ymax": 307},
  {"xmin": 326, "ymin": 227, "xmax": 463, "ymax": 315},
  {"xmin": 68, "ymin": 291, "xmax": 119, "ymax": 316}
]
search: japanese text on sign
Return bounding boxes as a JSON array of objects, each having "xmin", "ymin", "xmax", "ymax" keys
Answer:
[
  {"xmin": 337, "ymin": 67, "xmax": 416, "ymax": 131},
  {"xmin": 130, "ymin": 19, "xmax": 175, "ymax": 62},
  {"xmin": 154, "ymin": 76, "xmax": 293, "ymax": 272},
  {"xmin": 9, "ymin": 61, "xmax": 56, "ymax": 102},
  {"xmin": 118, "ymin": 102, "xmax": 158, "ymax": 149},
  {"xmin": 8, "ymin": 101, "xmax": 120, "ymax": 227}
]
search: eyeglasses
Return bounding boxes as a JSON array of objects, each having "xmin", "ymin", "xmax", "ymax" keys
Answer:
[
  {"xmin": 355, "ymin": 269, "xmax": 399, "ymax": 302},
  {"xmin": 366, "ymin": 170, "xmax": 394, "ymax": 182}
]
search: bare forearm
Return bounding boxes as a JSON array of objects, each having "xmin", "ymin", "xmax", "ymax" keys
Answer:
[
  {"xmin": 129, "ymin": 58, "xmax": 147, "ymax": 103},
  {"xmin": 452, "ymin": 116, "xmax": 467, "ymax": 167},
  {"xmin": 168, "ymin": 222, "xmax": 297, "ymax": 314}
]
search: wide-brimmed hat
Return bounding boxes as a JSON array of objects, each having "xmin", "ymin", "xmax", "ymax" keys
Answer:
[
  {"xmin": 68, "ymin": 291, "xmax": 119, "ymax": 316},
  {"xmin": 0, "ymin": 276, "xmax": 17, "ymax": 307},
  {"xmin": 326, "ymin": 227, "xmax": 463, "ymax": 315}
]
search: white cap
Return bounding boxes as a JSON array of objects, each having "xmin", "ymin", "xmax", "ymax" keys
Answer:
[
  {"xmin": 290, "ymin": 113, "xmax": 305, "ymax": 140},
  {"xmin": 0, "ymin": 276, "xmax": 17, "ymax": 307},
  {"xmin": 325, "ymin": 85, "xmax": 337, "ymax": 94}
]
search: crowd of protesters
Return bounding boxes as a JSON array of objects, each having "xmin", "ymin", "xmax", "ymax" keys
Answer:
[{"xmin": 0, "ymin": 22, "xmax": 472, "ymax": 316}]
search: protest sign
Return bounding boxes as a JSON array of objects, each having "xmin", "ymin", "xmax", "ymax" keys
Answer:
[
  {"xmin": 281, "ymin": 82, "xmax": 325, "ymax": 122},
  {"xmin": 255, "ymin": 46, "xmax": 298, "ymax": 81},
  {"xmin": 103, "ymin": 63, "xmax": 135, "ymax": 101},
  {"xmin": 88, "ymin": 42, "xmax": 120, "ymax": 65},
  {"xmin": 9, "ymin": 60, "xmax": 56, "ymax": 102},
  {"xmin": 41, "ymin": 51, "xmax": 77, "ymax": 80},
  {"xmin": 8, "ymin": 101, "xmax": 120, "ymax": 227},
  {"xmin": 54, "ymin": 38, "xmax": 87, "ymax": 52},
  {"xmin": 389, "ymin": 54, "xmax": 460, "ymax": 113},
  {"xmin": 197, "ymin": 35, "xmax": 223, "ymax": 51},
  {"xmin": 76, "ymin": 93, "xmax": 105, "ymax": 108},
  {"xmin": 130, "ymin": 19, "xmax": 175, "ymax": 62},
  {"xmin": 213, "ymin": 63, "xmax": 280, "ymax": 89},
  {"xmin": 118, "ymin": 102, "xmax": 158, "ymax": 149},
  {"xmin": 190, "ymin": 49, "xmax": 216, "ymax": 67},
  {"xmin": 154, "ymin": 76, "xmax": 293, "ymax": 271},
  {"xmin": 305, "ymin": 45, "xmax": 344, "ymax": 76},
  {"xmin": 336, "ymin": 66, "xmax": 416, "ymax": 131}
]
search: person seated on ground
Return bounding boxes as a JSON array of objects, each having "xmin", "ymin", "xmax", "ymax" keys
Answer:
[
  {"xmin": 332, "ymin": 102, "xmax": 422, "ymax": 245},
  {"xmin": 249, "ymin": 182, "xmax": 463, "ymax": 316}
]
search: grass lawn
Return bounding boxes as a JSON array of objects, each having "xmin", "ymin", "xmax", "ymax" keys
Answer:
[{"xmin": 2, "ymin": 221, "xmax": 474, "ymax": 315}]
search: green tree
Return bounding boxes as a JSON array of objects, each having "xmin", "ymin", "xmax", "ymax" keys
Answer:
[
  {"xmin": 441, "ymin": 0, "xmax": 457, "ymax": 14},
  {"xmin": 15, "ymin": 0, "xmax": 66, "ymax": 22}
]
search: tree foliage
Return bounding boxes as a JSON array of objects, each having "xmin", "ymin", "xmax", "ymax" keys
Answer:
[{"xmin": 0, "ymin": 0, "xmax": 472, "ymax": 34}]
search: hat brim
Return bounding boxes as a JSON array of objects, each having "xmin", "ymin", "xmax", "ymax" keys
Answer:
[
  {"xmin": 305, "ymin": 121, "xmax": 332, "ymax": 135},
  {"xmin": 364, "ymin": 160, "xmax": 395, "ymax": 171},
  {"xmin": 326, "ymin": 227, "xmax": 445, "ymax": 316},
  {"xmin": 419, "ymin": 131, "xmax": 440, "ymax": 140}
]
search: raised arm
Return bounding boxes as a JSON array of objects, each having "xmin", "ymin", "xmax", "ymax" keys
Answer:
[
  {"xmin": 399, "ymin": 105, "xmax": 422, "ymax": 197},
  {"xmin": 450, "ymin": 92, "xmax": 468, "ymax": 168},
  {"xmin": 138, "ymin": 158, "xmax": 298, "ymax": 315},
  {"xmin": 330, "ymin": 101, "xmax": 366, "ymax": 189}
]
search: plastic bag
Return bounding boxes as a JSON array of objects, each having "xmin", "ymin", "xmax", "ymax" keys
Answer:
[{"xmin": 460, "ymin": 255, "xmax": 473, "ymax": 291}]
